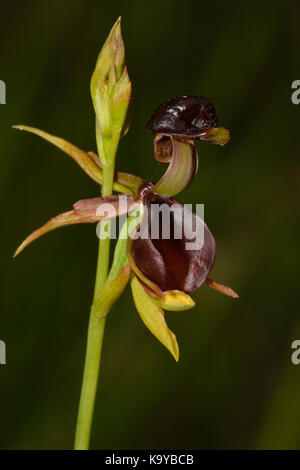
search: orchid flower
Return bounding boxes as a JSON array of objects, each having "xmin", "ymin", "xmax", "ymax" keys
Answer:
[
  {"xmin": 14, "ymin": 93, "xmax": 237, "ymax": 362},
  {"xmin": 14, "ymin": 18, "xmax": 238, "ymax": 451}
]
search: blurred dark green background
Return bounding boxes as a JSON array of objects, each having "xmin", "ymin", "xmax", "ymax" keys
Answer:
[{"xmin": 1, "ymin": 0, "xmax": 300, "ymax": 450}]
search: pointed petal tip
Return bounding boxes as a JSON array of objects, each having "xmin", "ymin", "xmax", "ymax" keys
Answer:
[
  {"xmin": 230, "ymin": 290, "xmax": 239, "ymax": 299},
  {"xmin": 206, "ymin": 278, "xmax": 239, "ymax": 298},
  {"xmin": 221, "ymin": 285, "xmax": 239, "ymax": 298},
  {"xmin": 13, "ymin": 238, "xmax": 31, "ymax": 257},
  {"xmin": 173, "ymin": 349, "xmax": 180, "ymax": 362},
  {"xmin": 13, "ymin": 210, "xmax": 82, "ymax": 257},
  {"xmin": 14, "ymin": 195, "xmax": 133, "ymax": 258}
]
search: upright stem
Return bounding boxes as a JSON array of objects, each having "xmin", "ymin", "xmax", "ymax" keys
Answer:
[
  {"xmin": 93, "ymin": 163, "xmax": 116, "ymax": 294},
  {"xmin": 73, "ymin": 308, "xmax": 106, "ymax": 450},
  {"xmin": 74, "ymin": 132, "xmax": 120, "ymax": 450}
]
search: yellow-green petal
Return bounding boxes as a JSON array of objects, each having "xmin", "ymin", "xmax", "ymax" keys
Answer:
[
  {"xmin": 153, "ymin": 290, "xmax": 195, "ymax": 311},
  {"xmin": 131, "ymin": 275, "xmax": 179, "ymax": 361},
  {"xmin": 198, "ymin": 126, "xmax": 230, "ymax": 146}
]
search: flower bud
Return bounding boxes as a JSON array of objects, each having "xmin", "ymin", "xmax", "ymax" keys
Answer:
[
  {"xmin": 90, "ymin": 17, "xmax": 132, "ymax": 165},
  {"xmin": 90, "ymin": 17, "xmax": 124, "ymax": 94}
]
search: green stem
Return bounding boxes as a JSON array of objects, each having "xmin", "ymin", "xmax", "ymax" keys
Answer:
[
  {"xmin": 93, "ymin": 163, "xmax": 116, "ymax": 294},
  {"xmin": 73, "ymin": 309, "xmax": 106, "ymax": 450},
  {"xmin": 74, "ymin": 132, "xmax": 120, "ymax": 450}
]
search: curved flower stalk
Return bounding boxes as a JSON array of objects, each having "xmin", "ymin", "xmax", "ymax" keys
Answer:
[{"xmin": 13, "ymin": 18, "xmax": 238, "ymax": 450}]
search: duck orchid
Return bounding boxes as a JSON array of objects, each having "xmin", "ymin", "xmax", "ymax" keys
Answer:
[
  {"xmin": 14, "ymin": 18, "xmax": 239, "ymax": 450},
  {"xmin": 14, "ymin": 93, "xmax": 237, "ymax": 361}
]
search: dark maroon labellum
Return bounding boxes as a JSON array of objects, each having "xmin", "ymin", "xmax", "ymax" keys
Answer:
[
  {"xmin": 132, "ymin": 187, "xmax": 216, "ymax": 293},
  {"xmin": 147, "ymin": 96, "xmax": 218, "ymax": 138}
]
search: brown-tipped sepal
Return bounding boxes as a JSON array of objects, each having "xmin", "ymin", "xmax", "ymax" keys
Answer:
[
  {"xmin": 205, "ymin": 278, "xmax": 239, "ymax": 298},
  {"xmin": 14, "ymin": 195, "xmax": 137, "ymax": 257}
]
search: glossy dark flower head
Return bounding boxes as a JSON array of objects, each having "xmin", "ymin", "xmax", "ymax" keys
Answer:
[
  {"xmin": 147, "ymin": 95, "xmax": 230, "ymax": 145},
  {"xmin": 131, "ymin": 185, "xmax": 216, "ymax": 294}
]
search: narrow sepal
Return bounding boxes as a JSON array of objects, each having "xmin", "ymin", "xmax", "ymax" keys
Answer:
[
  {"xmin": 205, "ymin": 278, "xmax": 239, "ymax": 298},
  {"xmin": 13, "ymin": 126, "xmax": 143, "ymax": 195},
  {"xmin": 131, "ymin": 275, "xmax": 179, "ymax": 361},
  {"xmin": 73, "ymin": 195, "xmax": 137, "ymax": 217},
  {"xmin": 13, "ymin": 125, "xmax": 103, "ymax": 184},
  {"xmin": 14, "ymin": 195, "xmax": 136, "ymax": 257},
  {"xmin": 14, "ymin": 211, "xmax": 89, "ymax": 257}
]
